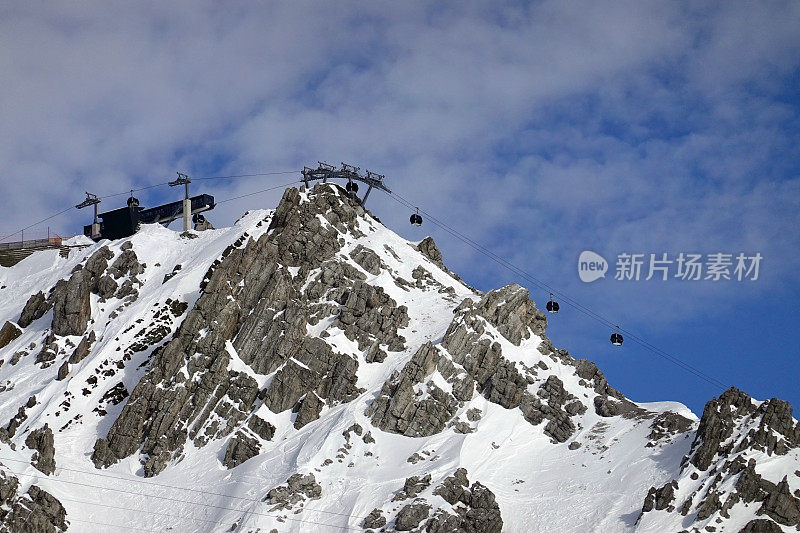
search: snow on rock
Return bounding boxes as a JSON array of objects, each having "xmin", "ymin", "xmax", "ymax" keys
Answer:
[
  {"xmin": 0, "ymin": 183, "xmax": 796, "ymax": 532},
  {"xmin": 637, "ymin": 387, "xmax": 800, "ymax": 532},
  {"xmin": 0, "ymin": 470, "xmax": 67, "ymax": 532}
]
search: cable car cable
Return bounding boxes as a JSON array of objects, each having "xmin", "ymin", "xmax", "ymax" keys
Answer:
[
  {"xmin": 0, "ymin": 206, "xmax": 76, "ymax": 243},
  {"xmin": 0, "ymin": 175, "xmax": 300, "ymax": 242},
  {"xmin": 1, "ymin": 466, "xmax": 365, "ymax": 531},
  {"xmin": 386, "ymin": 190, "xmax": 728, "ymax": 391},
  {"xmin": 391, "ymin": 190, "xmax": 727, "ymax": 388},
  {"xmin": 214, "ymin": 180, "xmax": 303, "ymax": 204},
  {"xmin": 54, "ymin": 495, "xmax": 250, "ymax": 530},
  {"xmin": 195, "ymin": 170, "xmax": 298, "ymax": 181},
  {"xmin": 389, "ymin": 190, "xmax": 726, "ymax": 388},
  {"xmin": 1, "ymin": 168, "xmax": 729, "ymax": 391},
  {"xmin": 0, "ymin": 455, "xmax": 373, "ymax": 522}
]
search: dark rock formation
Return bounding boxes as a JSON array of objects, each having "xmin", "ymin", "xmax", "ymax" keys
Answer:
[
  {"xmin": 35, "ymin": 333, "xmax": 58, "ymax": 366},
  {"xmin": 332, "ymin": 280, "xmax": 409, "ymax": 352},
  {"xmin": 57, "ymin": 331, "xmax": 98, "ymax": 380},
  {"xmin": 68, "ymin": 331, "xmax": 95, "ymax": 364},
  {"xmin": 262, "ymin": 337, "xmax": 361, "ymax": 422},
  {"xmin": 416, "ymin": 236, "xmax": 443, "ymax": 266},
  {"xmin": 572, "ymin": 358, "xmax": 622, "ymax": 397},
  {"xmin": 56, "ymin": 361, "xmax": 70, "ymax": 381},
  {"xmin": 18, "ymin": 291, "xmax": 51, "ymax": 328},
  {"xmin": 363, "ymin": 508, "xmax": 387, "ymax": 529},
  {"xmin": 368, "ymin": 343, "xmax": 458, "ymax": 437},
  {"xmin": 108, "ymin": 244, "xmax": 144, "ymax": 280},
  {"xmin": 370, "ymin": 282, "xmax": 590, "ymax": 441},
  {"xmin": 697, "ymin": 490, "xmax": 723, "ymax": 520},
  {"xmin": 349, "ymin": 244, "xmax": 383, "ymax": 275},
  {"xmin": 758, "ymin": 476, "xmax": 800, "ymax": 526},
  {"xmin": 294, "ymin": 392, "xmax": 324, "ymax": 429},
  {"xmin": 642, "ymin": 481, "xmax": 678, "ymax": 514},
  {"xmin": 742, "ymin": 398, "xmax": 800, "ymax": 457},
  {"xmin": 124, "ymin": 301, "xmax": 184, "ymax": 357},
  {"xmin": 0, "ymin": 321, "xmax": 22, "ymax": 349},
  {"xmin": 25, "ymin": 425, "xmax": 56, "ymax": 475},
  {"xmin": 49, "ymin": 246, "xmax": 118, "ymax": 336},
  {"xmin": 0, "ymin": 472, "xmax": 18, "ymax": 506},
  {"xmin": 247, "ymin": 416, "xmax": 276, "ymax": 441},
  {"xmin": 593, "ymin": 394, "xmax": 645, "ymax": 419},
  {"xmin": 162, "ymin": 264, "xmax": 182, "ymax": 284},
  {"xmin": 95, "ymin": 274, "xmax": 118, "ymax": 299},
  {"xmin": 395, "ymin": 501, "xmax": 431, "ymax": 530},
  {"xmin": 425, "ymin": 468, "xmax": 503, "ymax": 533},
  {"xmin": 519, "ymin": 376, "xmax": 581, "ymax": 443},
  {"xmin": 640, "ymin": 387, "xmax": 800, "ymax": 531},
  {"xmin": 0, "ymin": 472, "xmax": 67, "ymax": 533},
  {"xmin": 50, "ymin": 269, "xmax": 92, "ymax": 336},
  {"xmin": 92, "ymin": 185, "xmax": 383, "ymax": 475},
  {"xmin": 223, "ymin": 431, "xmax": 261, "ymax": 468},
  {"xmin": 466, "ymin": 408, "xmax": 482, "ymax": 421},
  {"xmin": 0, "ymin": 395, "xmax": 36, "ymax": 441},
  {"xmin": 648, "ymin": 411, "xmax": 694, "ymax": 445},
  {"xmin": 445, "ymin": 285, "xmax": 546, "ymax": 348},
  {"xmin": 264, "ymin": 473, "xmax": 322, "ymax": 510},
  {"xmin": 738, "ymin": 518, "xmax": 783, "ymax": 532},
  {"xmin": 691, "ymin": 387, "xmax": 758, "ymax": 471},
  {"xmin": 433, "ymin": 468, "xmax": 471, "ymax": 505},
  {"xmin": 393, "ymin": 474, "xmax": 432, "ymax": 501}
]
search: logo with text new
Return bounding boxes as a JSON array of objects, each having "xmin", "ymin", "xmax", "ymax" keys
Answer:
[{"xmin": 578, "ymin": 251, "xmax": 608, "ymax": 283}]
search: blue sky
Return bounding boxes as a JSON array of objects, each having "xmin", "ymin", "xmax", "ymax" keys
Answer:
[{"xmin": 1, "ymin": 2, "xmax": 798, "ymax": 415}]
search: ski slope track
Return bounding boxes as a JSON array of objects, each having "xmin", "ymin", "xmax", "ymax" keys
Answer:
[{"xmin": 0, "ymin": 183, "xmax": 798, "ymax": 533}]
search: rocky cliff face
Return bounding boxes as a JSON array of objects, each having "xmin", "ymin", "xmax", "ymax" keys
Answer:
[
  {"xmin": 0, "ymin": 471, "xmax": 67, "ymax": 533},
  {"xmin": 637, "ymin": 388, "xmax": 800, "ymax": 532},
  {"xmin": 0, "ymin": 183, "xmax": 796, "ymax": 532}
]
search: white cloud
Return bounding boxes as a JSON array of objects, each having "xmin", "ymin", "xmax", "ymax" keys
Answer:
[{"xmin": 1, "ymin": 0, "xmax": 798, "ymax": 332}]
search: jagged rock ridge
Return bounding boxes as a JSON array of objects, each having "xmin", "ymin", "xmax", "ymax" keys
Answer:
[
  {"xmin": 638, "ymin": 387, "xmax": 800, "ymax": 532},
  {"xmin": 0, "ymin": 183, "xmax": 796, "ymax": 532}
]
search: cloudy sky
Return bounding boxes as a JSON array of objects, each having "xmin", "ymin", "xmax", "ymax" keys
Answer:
[{"xmin": 1, "ymin": 1, "xmax": 798, "ymax": 414}]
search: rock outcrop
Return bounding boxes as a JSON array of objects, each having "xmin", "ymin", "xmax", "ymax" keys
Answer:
[
  {"xmin": 223, "ymin": 431, "xmax": 262, "ymax": 469},
  {"xmin": 369, "ymin": 283, "xmax": 596, "ymax": 443},
  {"xmin": 18, "ymin": 291, "xmax": 51, "ymax": 328},
  {"xmin": 364, "ymin": 468, "xmax": 503, "ymax": 532},
  {"xmin": 0, "ymin": 471, "xmax": 67, "ymax": 533},
  {"xmin": 638, "ymin": 387, "xmax": 800, "ymax": 531},
  {"xmin": 426, "ymin": 468, "xmax": 503, "ymax": 532},
  {"xmin": 759, "ymin": 476, "xmax": 800, "ymax": 526},
  {"xmin": 91, "ymin": 185, "xmax": 396, "ymax": 475},
  {"xmin": 363, "ymin": 508, "xmax": 387, "ymax": 529},
  {"xmin": 264, "ymin": 473, "xmax": 322, "ymax": 511},
  {"xmin": 50, "ymin": 268, "xmax": 92, "ymax": 337},
  {"xmin": 0, "ymin": 321, "xmax": 22, "ymax": 350},
  {"xmin": 25, "ymin": 425, "xmax": 56, "ymax": 475},
  {"xmin": 368, "ymin": 343, "xmax": 458, "ymax": 437},
  {"xmin": 395, "ymin": 501, "xmax": 432, "ymax": 530},
  {"xmin": 416, "ymin": 236, "xmax": 443, "ymax": 266},
  {"xmin": 2, "ymin": 181, "xmax": 796, "ymax": 533}
]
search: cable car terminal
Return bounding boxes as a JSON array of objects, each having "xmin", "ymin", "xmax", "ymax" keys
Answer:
[
  {"xmin": 78, "ymin": 174, "xmax": 215, "ymax": 241},
  {"xmin": 1, "ymin": 161, "xmax": 645, "ymax": 355}
]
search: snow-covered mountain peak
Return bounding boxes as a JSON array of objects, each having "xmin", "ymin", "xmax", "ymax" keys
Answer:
[{"xmin": 0, "ymin": 183, "xmax": 797, "ymax": 532}]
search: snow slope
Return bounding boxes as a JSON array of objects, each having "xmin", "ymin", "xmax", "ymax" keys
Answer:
[{"xmin": 0, "ymin": 184, "xmax": 797, "ymax": 533}]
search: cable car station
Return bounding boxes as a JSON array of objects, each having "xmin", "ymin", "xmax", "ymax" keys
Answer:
[{"xmin": 79, "ymin": 173, "xmax": 215, "ymax": 241}]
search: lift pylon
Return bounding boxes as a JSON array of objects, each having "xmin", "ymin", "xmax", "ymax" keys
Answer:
[
  {"xmin": 76, "ymin": 192, "xmax": 101, "ymax": 239},
  {"xmin": 301, "ymin": 162, "xmax": 391, "ymax": 206},
  {"xmin": 169, "ymin": 172, "xmax": 192, "ymax": 232}
]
